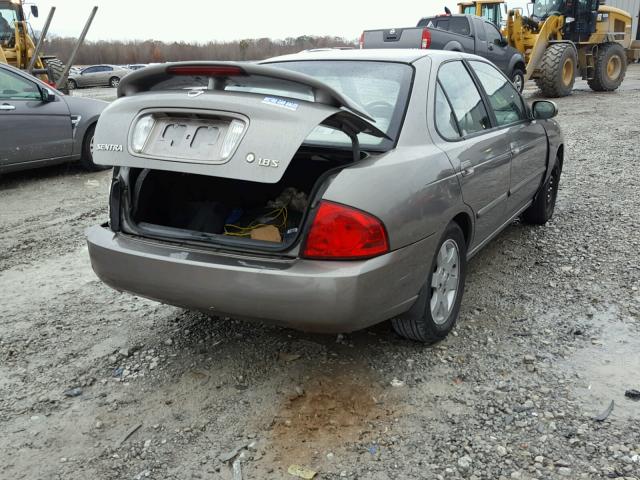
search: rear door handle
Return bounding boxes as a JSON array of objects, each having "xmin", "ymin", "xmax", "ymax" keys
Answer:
[
  {"xmin": 0, "ymin": 104, "xmax": 16, "ymax": 111},
  {"xmin": 460, "ymin": 161, "xmax": 475, "ymax": 177}
]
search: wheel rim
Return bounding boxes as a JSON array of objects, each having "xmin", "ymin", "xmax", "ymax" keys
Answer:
[
  {"xmin": 513, "ymin": 74, "xmax": 524, "ymax": 92},
  {"xmin": 606, "ymin": 55, "xmax": 621, "ymax": 80},
  {"xmin": 68, "ymin": 80, "xmax": 75, "ymax": 90},
  {"xmin": 111, "ymin": 78, "xmax": 119, "ymax": 87},
  {"xmin": 562, "ymin": 58, "xmax": 573, "ymax": 86},
  {"xmin": 430, "ymin": 239, "xmax": 460, "ymax": 325},
  {"xmin": 89, "ymin": 135, "xmax": 94, "ymax": 156}
]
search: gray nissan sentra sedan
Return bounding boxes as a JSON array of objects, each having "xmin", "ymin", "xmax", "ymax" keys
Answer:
[{"xmin": 86, "ymin": 49, "xmax": 564, "ymax": 343}]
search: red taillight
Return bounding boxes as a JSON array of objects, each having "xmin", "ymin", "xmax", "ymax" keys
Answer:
[
  {"xmin": 421, "ymin": 28, "xmax": 431, "ymax": 49},
  {"xmin": 359, "ymin": 31, "xmax": 365, "ymax": 49},
  {"xmin": 166, "ymin": 65, "xmax": 246, "ymax": 76},
  {"xmin": 302, "ymin": 201, "xmax": 389, "ymax": 260}
]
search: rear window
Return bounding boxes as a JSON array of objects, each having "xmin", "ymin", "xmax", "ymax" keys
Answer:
[
  {"xmin": 418, "ymin": 16, "xmax": 471, "ymax": 36},
  {"xmin": 147, "ymin": 61, "xmax": 413, "ymax": 150},
  {"xmin": 266, "ymin": 60, "xmax": 413, "ymax": 150}
]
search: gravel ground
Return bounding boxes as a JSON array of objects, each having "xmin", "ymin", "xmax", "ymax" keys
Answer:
[{"xmin": 1, "ymin": 66, "xmax": 639, "ymax": 480}]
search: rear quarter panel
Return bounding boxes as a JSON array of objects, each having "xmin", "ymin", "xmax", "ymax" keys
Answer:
[
  {"xmin": 322, "ymin": 56, "xmax": 467, "ymax": 251},
  {"xmin": 430, "ymin": 29, "xmax": 474, "ymax": 52}
]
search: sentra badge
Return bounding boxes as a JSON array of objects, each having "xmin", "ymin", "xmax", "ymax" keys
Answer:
[{"xmin": 95, "ymin": 144, "xmax": 123, "ymax": 152}]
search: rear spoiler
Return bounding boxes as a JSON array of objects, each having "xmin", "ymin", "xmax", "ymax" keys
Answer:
[{"xmin": 117, "ymin": 61, "xmax": 376, "ymax": 122}]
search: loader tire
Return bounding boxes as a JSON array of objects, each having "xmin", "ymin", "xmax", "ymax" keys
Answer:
[
  {"xmin": 536, "ymin": 43, "xmax": 576, "ymax": 98},
  {"xmin": 43, "ymin": 57, "xmax": 65, "ymax": 86},
  {"xmin": 587, "ymin": 42, "xmax": 627, "ymax": 92}
]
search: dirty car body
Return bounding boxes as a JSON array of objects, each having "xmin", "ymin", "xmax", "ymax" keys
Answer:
[{"xmin": 86, "ymin": 50, "xmax": 564, "ymax": 340}]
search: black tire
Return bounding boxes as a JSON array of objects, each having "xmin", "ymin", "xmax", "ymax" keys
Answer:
[
  {"xmin": 392, "ymin": 222, "xmax": 467, "ymax": 343},
  {"xmin": 43, "ymin": 57, "xmax": 65, "ymax": 86},
  {"xmin": 522, "ymin": 162, "xmax": 561, "ymax": 225},
  {"xmin": 587, "ymin": 43, "xmax": 627, "ymax": 92},
  {"xmin": 79, "ymin": 124, "xmax": 106, "ymax": 171},
  {"xmin": 536, "ymin": 43, "xmax": 577, "ymax": 98},
  {"xmin": 67, "ymin": 78, "xmax": 77, "ymax": 90},
  {"xmin": 511, "ymin": 68, "xmax": 525, "ymax": 93},
  {"xmin": 109, "ymin": 76, "xmax": 120, "ymax": 88}
]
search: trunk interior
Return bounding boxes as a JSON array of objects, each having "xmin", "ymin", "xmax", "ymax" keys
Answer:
[{"xmin": 126, "ymin": 147, "xmax": 360, "ymax": 248}]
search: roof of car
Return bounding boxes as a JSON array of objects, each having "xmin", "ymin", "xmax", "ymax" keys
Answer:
[{"xmin": 262, "ymin": 48, "xmax": 469, "ymax": 64}]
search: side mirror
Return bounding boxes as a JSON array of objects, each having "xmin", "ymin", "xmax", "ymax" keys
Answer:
[
  {"xmin": 31, "ymin": 5, "xmax": 39, "ymax": 17},
  {"xmin": 532, "ymin": 100, "xmax": 558, "ymax": 120},
  {"xmin": 41, "ymin": 87, "xmax": 56, "ymax": 103}
]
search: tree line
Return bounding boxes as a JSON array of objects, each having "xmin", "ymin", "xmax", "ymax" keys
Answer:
[{"xmin": 41, "ymin": 35, "xmax": 357, "ymax": 65}]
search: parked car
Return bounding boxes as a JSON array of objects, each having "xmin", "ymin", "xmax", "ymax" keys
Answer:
[
  {"xmin": 67, "ymin": 64, "xmax": 130, "ymax": 90},
  {"xmin": 361, "ymin": 14, "xmax": 526, "ymax": 92},
  {"xmin": 0, "ymin": 63, "xmax": 107, "ymax": 173},
  {"xmin": 87, "ymin": 50, "xmax": 564, "ymax": 342}
]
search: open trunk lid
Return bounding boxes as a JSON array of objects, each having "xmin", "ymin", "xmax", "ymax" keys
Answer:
[{"xmin": 93, "ymin": 62, "xmax": 388, "ymax": 184}]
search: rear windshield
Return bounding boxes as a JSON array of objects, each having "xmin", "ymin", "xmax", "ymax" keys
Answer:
[
  {"xmin": 147, "ymin": 61, "xmax": 413, "ymax": 150},
  {"xmin": 266, "ymin": 60, "xmax": 413, "ymax": 149},
  {"xmin": 418, "ymin": 16, "xmax": 471, "ymax": 36}
]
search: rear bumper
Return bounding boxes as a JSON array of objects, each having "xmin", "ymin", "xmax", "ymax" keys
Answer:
[{"xmin": 86, "ymin": 226, "xmax": 436, "ymax": 333}]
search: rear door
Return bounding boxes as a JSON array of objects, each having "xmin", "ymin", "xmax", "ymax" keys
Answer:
[
  {"xmin": 472, "ymin": 17, "xmax": 488, "ymax": 57},
  {"xmin": 468, "ymin": 60, "xmax": 547, "ymax": 216},
  {"xmin": 431, "ymin": 60, "xmax": 511, "ymax": 247},
  {"xmin": 99, "ymin": 66, "xmax": 114, "ymax": 86},
  {"xmin": 79, "ymin": 66, "xmax": 101, "ymax": 87},
  {"xmin": 0, "ymin": 67, "xmax": 73, "ymax": 167},
  {"xmin": 483, "ymin": 21, "xmax": 509, "ymax": 72}
]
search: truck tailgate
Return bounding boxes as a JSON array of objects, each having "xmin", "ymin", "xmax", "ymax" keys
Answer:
[{"xmin": 362, "ymin": 28, "xmax": 426, "ymax": 49}]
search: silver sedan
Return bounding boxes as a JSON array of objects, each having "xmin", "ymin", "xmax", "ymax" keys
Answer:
[
  {"xmin": 67, "ymin": 64, "xmax": 131, "ymax": 89},
  {"xmin": 87, "ymin": 50, "xmax": 564, "ymax": 342}
]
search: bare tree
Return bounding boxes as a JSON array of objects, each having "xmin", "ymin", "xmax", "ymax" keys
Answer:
[{"xmin": 42, "ymin": 35, "xmax": 356, "ymax": 65}]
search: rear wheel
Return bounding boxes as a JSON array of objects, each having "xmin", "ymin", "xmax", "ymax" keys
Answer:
[
  {"xmin": 588, "ymin": 43, "xmax": 627, "ymax": 92},
  {"xmin": 109, "ymin": 76, "xmax": 120, "ymax": 88},
  {"xmin": 511, "ymin": 68, "xmax": 525, "ymax": 93},
  {"xmin": 522, "ymin": 162, "xmax": 561, "ymax": 225},
  {"xmin": 536, "ymin": 43, "xmax": 576, "ymax": 98},
  {"xmin": 392, "ymin": 222, "xmax": 467, "ymax": 343}
]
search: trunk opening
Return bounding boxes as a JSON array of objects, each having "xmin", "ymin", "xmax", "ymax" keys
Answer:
[{"xmin": 123, "ymin": 146, "xmax": 365, "ymax": 251}]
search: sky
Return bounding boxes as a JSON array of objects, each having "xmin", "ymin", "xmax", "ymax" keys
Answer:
[{"xmin": 28, "ymin": 0, "xmax": 531, "ymax": 43}]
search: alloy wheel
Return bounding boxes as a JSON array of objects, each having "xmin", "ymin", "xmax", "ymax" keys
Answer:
[
  {"xmin": 513, "ymin": 74, "xmax": 524, "ymax": 92},
  {"xmin": 430, "ymin": 239, "xmax": 460, "ymax": 325}
]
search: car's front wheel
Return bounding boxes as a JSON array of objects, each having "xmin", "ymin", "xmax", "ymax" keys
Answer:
[
  {"xmin": 79, "ymin": 124, "xmax": 108, "ymax": 171},
  {"xmin": 67, "ymin": 79, "xmax": 77, "ymax": 90},
  {"xmin": 392, "ymin": 222, "xmax": 467, "ymax": 343},
  {"xmin": 522, "ymin": 161, "xmax": 561, "ymax": 225}
]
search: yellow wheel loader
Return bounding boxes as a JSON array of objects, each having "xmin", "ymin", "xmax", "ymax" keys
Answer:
[
  {"xmin": 506, "ymin": 0, "xmax": 639, "ymax": 97},
  {"xmin": 0, "ymin": 0, "xmax": 65, "ymax": 85},
  {"xmin": 458, "ymin": 0, "xmax": 507, "ymax": 27}
]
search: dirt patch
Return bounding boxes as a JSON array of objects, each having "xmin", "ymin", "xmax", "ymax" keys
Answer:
[{"xmin": 261, "ymin": 363, "xmax": 398, "ymax": 473}]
